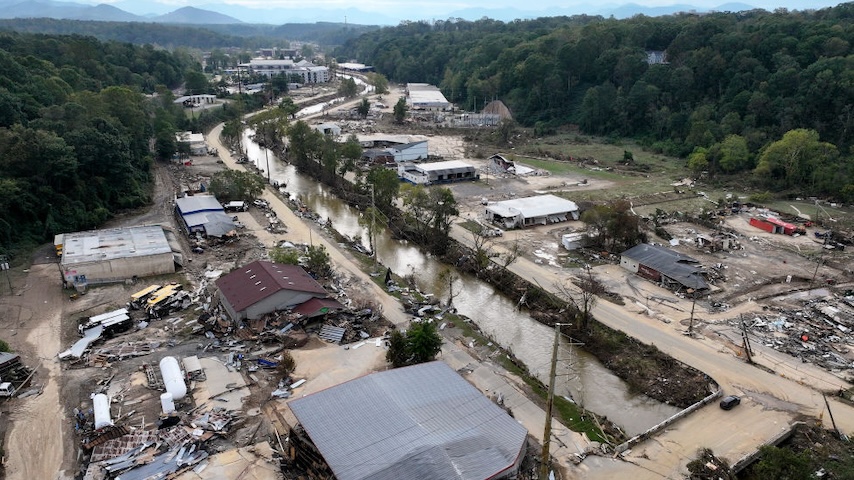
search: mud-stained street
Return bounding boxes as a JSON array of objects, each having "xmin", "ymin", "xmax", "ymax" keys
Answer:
[{"xmin": 1, "ymin": 263, "xmax": 69, "ymax": 480}]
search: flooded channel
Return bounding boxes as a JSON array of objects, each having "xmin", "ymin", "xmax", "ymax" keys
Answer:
[{"xmin": 241, "ymin": 129, "xmax": 681, "ymax": 436}]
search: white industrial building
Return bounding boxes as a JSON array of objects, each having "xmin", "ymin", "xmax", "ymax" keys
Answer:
[
  {"xmin": 398, "ymin": 160, "xmax": 477, "ymax": 185},
  {"xmin": 175, "ymin": 131, "xmax": 207, "ymax": 156},
  {"xmin": 485, "ymin": 194, "xmax": 579, "ymax": 229},
  {"xmin": 241, "ymin": 59, "xmax": 330, "ymax": 83},
  {"xmin": 405, "ymin": 83, "xmax": 450, "ymax": 111},
  {"xmin": 60, "ymin": 225, "xmax": 176, "ymax": 286}
]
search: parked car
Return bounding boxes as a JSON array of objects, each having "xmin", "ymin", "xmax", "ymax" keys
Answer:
[
  {"xmin": 720, "ymin": 395, "xmax": 741, "ymax": 410},
  {"xmin": 253, "ymin": 199, "xmax": 268, "ymax": 209}
]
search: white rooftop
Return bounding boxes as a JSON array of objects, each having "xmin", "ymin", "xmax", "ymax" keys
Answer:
[
  {"xmin": 414, "ymin": 160, "xmax": 474, "ymax": 172},
  {"xmin": 61, "ymin": 226, "xmax": 171, "ymax": 265},
  {"xmin": 487, "ymin": 194, "xmax": 578, "ymax": 218}
]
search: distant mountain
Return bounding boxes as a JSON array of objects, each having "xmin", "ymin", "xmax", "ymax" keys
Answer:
[
  {"xmin": 154, "ymin": 6, "xmax": 241, "ymax": 25},
  {"xmin": 0, "ymin": 0, "xmax": 243, "ymax": 24}
]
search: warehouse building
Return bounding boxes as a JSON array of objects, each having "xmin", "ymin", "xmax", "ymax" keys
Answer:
[
  {"xmin": 60, "ymin": 226, "xmax": 176, "ymax": 286},
  {"xmin": 398, "ymin": 160, "xmax": 477, "ymax": 185},
  {"xmin": 405, "ymin": 83, "xmax": 451, "ymax": 111},
  {"xmin": 485, "ymin": 194, "xmax": 579, "ymax": 229},
  {"xmin": 288, "ymin": 361, "xmax": 528, "ymax": 480}
]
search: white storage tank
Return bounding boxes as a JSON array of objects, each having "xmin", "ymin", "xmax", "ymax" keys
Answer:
[
  {"xmin": 93, "ymin": 393, "xmax": 112, "ymax": 429},
  {"xmin": 160, "ymin": 392, "xmax": 176, "ymax": 414},
  {"xmin": 159, "ymin": 356, "xmax": 187, "ymax": 401}
]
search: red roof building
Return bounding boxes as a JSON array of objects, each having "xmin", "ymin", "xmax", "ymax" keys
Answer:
[{"xmin": 215, "ymin": 260, "xmax": 340, "ymax": 320}]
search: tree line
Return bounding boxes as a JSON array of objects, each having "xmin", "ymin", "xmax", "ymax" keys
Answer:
[
  {"xmin": 0, "ymin": 32, "xmax": 202, "ymax": 255},
  {"xmin": 333, "ymin": 5, "xmax": 854, "ymax": 200}
]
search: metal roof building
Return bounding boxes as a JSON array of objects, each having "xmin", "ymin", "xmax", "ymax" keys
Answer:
[
  {"xmin": 174, "ymin": 195, "xmax": 235, "ymax": 236},
  {"xmin": 485, "ymin": 194, "xmax": 579, "ymax": 229},
  {"xmin": 620, "ymin": 243, "xmax": 709, "ymax": 292},
  {"xmin": 398, "ymin": 160, "xmax": 477, "ymax": 185},
  {"xmin": 215, "ymin": 260, "xmax": 341, "ymax": 320},
  {"xmin": 288, "ymin": 361, "xmax": 528, "ymax": 480},
  {"xmin": 406, "ymin": 83, "xmax": 451, "ymax": 111},
  {"xmin": 60, "ymin": 226, "xmax": 175, "ymax": 285}
]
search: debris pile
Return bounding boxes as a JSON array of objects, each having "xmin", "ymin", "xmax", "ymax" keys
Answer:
[{"xmin": 737, "ymin": 295, "xmax": 854, "ymax": 373}]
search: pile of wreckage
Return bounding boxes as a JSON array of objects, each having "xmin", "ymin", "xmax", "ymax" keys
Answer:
[
  {"xmin": 736, "ymin": 293, "xmax": 854, "ymax": 372},
  {"xmin": 77, "ymin": 352, "xmax": 288, "ymax": 480},
  {"xmin": 60, "ymin": 283, "xmax": 198, "ymax": 364}
]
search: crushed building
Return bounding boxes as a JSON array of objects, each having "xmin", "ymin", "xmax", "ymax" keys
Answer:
[{"xmin": 620, "ymin": 243, "xmax": 709, "ymax": 292}]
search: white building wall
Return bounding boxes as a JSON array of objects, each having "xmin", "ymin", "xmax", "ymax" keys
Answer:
[{"xmin": 62, "ymin": 253, "xmax": 175, "ymax": 285}]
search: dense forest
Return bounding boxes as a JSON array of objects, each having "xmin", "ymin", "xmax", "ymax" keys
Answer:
[
  {"xmin": 0, "ymin": 32, "xmax": 205, "ymax": 255},
  {"xmin": 334, "ymin": 4, "xmax": 854, "ymax": 199},
  {"xmin": 0, "ymin": 19, "xmax": 378, "ymax": 49}
]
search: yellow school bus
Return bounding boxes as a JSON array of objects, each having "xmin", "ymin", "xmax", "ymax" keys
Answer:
[
  {"xmin": 130, "ymin": 285, "xmax": 161, "ymax": 303},
  {"xmin": 146, "ymin": 284, "xmax": 182, "ymax": 308}
]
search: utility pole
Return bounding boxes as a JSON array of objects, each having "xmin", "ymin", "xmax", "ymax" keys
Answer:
[
  {"xmin": 541, "ymin": 322, "xmax": 565, "ymax": 480},
  {"xmin": 688, "ymin": 288, "xmax": 697, "ymax": 335},
  {"xmin": 739, "ymin": 314, "xmax": 754, "ymax": 364},
  {"xmin": 822, "ymin": 393, "xmax": 841, "ymax": 438},
  {"xmin": 264, "ymin": 146, "xmax": 271, "ymax": 184},
  {"xmin": 369, "ymin": 183, "xmax": 377, "ymax": 270}
]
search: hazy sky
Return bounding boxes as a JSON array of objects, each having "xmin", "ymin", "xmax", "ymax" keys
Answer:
[{"xmin": 100, "ymin": 0, "xmax": 848, "ymax": 24}]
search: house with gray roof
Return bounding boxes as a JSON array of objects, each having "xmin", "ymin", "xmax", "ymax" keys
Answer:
[
  {"xmin": 288, "ymin": 361, "xmax": 528, "ymax": 480},
  {"xmin": 620, "ymin": 243, "xmax": 708, "ymax": 292}
]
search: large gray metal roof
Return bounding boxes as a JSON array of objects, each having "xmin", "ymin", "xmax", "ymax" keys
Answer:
[
  {"xmin": 60, "ymin": 226, "xmax": 171, "ymax": 265},
  {"xmin": 288, "ymin": 361, "xmax": 527, "ymax": 480},
  {"xmin": 175, "ymin": 195, "xmax": 223, "ymax": 215},
  {"xmin": 622, "ymin": 243, "xmax": 709, "ymax": 290}
]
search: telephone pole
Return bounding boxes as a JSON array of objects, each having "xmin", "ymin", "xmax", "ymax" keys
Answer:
[{"xmin": 540, "ymin": 322, "xmax": 584, "ymax": 479}]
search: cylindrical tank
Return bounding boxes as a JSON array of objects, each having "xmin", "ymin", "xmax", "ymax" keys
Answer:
[
  {"xmin": 160, "ymin": 392, "xmax": 175, "ymax": 414},
  {"xmin": 159, "ymin": 356, "xmax": 187, "ymax": 401},
  {"xmin": 93, "ymin": 393, "xmax": 112, "ymax": 429}
]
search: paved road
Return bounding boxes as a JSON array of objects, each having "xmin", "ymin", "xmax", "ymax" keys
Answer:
[{"xmin": 450, "ymin": 224, "xmax": 854, "ymax": 478}]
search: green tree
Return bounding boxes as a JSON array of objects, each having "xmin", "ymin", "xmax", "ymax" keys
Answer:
[
  {"xmin": 365, "ymin": 167, "xmax": 400, "ymax": 210},
  {"xmin": 304, "ymin": 244, "xmax": 332, "ymax": 278},
  {"xmin": 406, "ymin": 321, "xmax": 443, "ymax": 364},
  {"xmin": 393, "ymin": 96, "xmax": 408, "ymax": 123},
  {"xmin": 497, "ymin": 118, "xmax": 516, "ymax": 145},
  {"xmin": 356, "ymin": 97, "xmax": 371, "ymax": 118},
  {"xmin": 716, "ymin": 134, "xmax": 750, "ymax": 173},
  {"xmin": 184, "ymin": 70, "xmax": 209, "ymax": 95},
  {"xmin": 366, "ymin": 72, "xmax": 389, "ymax": 94},
  {"xmin": 754, "ymin": 129, "xmax": 838, "ymax": 189},
  {"xmin": 751, "ymin": 445, "xmax": 812, "ymax": 480},
  {"xmin": 687, "ymin": 147, "xmax": 709, "ymax": 176},
  {"xmin": 0, "ymin": 338, "xmax": 10, "ymax": 352},
  {"xmin": 385, "ymin": 330, "xmax": 409, "ymax": 367},
  {"xmin": 339, "ymin": 134, "xmax": 362, "ymax": 175},
  {"xmin": 338, "ymin": 77, "xmax": 358, "ymax": 97},
  {"xmin": 269, "ymin": 246, "xmax": 301, "ymax": 265},
  {"xmin": 208, "ymin": 170, "xmax": 265, "ymax": 202}
]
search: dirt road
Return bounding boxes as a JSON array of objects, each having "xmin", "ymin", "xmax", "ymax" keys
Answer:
[{"xmin": 1, "ymin": 263, "xmax": 71, "ymax": 480}]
